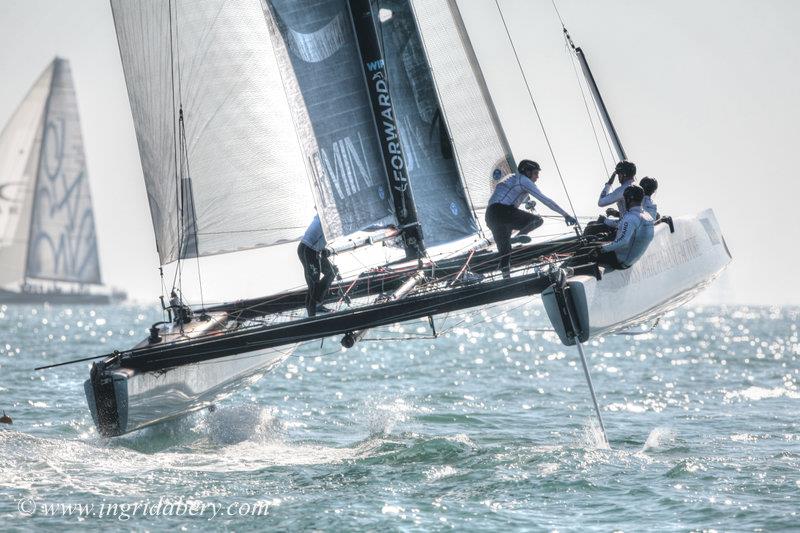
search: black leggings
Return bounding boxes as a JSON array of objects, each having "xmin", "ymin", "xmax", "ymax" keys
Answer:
[
  {"xmin": 297, "ymin": 243, "xmax": 335, "ymax": 316},
  {"xmin": 485, "ymin": 203, "xmax": 543, "ymax": 277}
]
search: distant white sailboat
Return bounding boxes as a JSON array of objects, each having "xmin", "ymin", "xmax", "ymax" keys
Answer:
[{"xmin": 0, "ymin": 57, "xmax": 125, "ymax": 305}]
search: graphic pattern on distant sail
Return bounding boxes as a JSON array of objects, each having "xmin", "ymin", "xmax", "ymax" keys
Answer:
[{"xmin": 25, "ymin": 59, "xmax": 101, "ymax": 284}]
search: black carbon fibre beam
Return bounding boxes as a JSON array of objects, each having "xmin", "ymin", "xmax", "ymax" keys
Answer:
[{"xmin": 118, "ymin": 274, "xmax": 551, "ymax": 372}]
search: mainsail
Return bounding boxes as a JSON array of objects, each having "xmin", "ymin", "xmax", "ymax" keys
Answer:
[
  {"xmin": 0, "ymin": 58, "xmax": 102, "ymax": 286},
  {"xmin": 264, "ymin": 0, "xmax": 398, "ymax": 240},
  {"xmin": 112, "ymin": 0, "xmax": 517, "ymax": 264},
  {"xmin": 371, "ymin": 1, "xmax": 477, "ymax": 245},
  {"xmin": 111, "ymin": 0, "xmax": 319, "ymax": 264}
]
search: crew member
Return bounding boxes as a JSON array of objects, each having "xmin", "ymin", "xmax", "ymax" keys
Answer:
[
  {"xmin": 486, "ymin": 159, "xmax": 577, "ymax": 279},
  {"xmin": 589, "ymin": 185, "xmax": 654, "ymax": 270},
  {"xmin": 640, "ymin": 176, "xmax": 659, "ymax": 220},
  {"xmin": 298, "ymin": 214, "xmax": 335, "ymax": 317},
  {"xmin": 584, "ymin": 160, "xmax": 637, "ymax": 237},
  {"xmin": 598, "ymin": 160, "xmax": 637, "ymax": 217},
  {"xmin": 169, "ymin": 289, "xmax": 192, "ymax": 324}
]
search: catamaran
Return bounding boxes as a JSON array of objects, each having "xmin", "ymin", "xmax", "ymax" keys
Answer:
[
  {"xmin": 72, "ymin": 0, "xmax": 730, "ymax": 437},
  {"xmin": 0, "ymin": 58, "xmax": 125, "ymax": 305}
]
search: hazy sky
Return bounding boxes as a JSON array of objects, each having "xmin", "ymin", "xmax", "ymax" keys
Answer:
[{"xmin": 0, "ymin": 0, "xmax": 797, "ymax": 305}]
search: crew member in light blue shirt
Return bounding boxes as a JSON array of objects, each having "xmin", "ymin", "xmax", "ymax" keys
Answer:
[
  {"xmin": 590, "ymin": 185, "xmax": 654, "ymax": 269},
  {"xmin": 584, "ymin": 160, "xmax": 637, "ymax": 237},
  {"xmin": 298, "ymin": 214, "xmax": 335, "ymax": 317},
  {"xmin": 598, "ymin": 160, "xmax": 637, "ymax": 217},
  {"xmin": 485, "ymin": 159, "xmax": 577, "ymax": 279}
]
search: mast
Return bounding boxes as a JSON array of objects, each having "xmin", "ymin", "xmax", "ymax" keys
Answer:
[
  {"xmin": 564, "ymin": 29, "xmax": 627, "ymax": 162},
  {"xmin": 347, "ymin": 0, "xmax": 425, "ymax": 260}
]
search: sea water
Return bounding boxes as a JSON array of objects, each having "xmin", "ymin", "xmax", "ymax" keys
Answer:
[{"xmin": 0, "ymin": 302, "xmax": 798, "ymax": 531}]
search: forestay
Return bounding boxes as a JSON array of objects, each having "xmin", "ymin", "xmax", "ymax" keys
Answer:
[{"xmin": 0, "ymin": 63, "xmax": 52, "ymax": 286}]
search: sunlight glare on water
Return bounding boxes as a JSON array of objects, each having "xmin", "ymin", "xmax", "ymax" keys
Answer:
[{"xmin": 0, "ymin": 303, "xmax": 798, "ymax": 530}]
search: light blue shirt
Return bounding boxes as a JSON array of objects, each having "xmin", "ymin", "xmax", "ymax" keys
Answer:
[
  {"xmin": 301, "ymin": 215, "xmax": 326, "ymax": 252},
  {"xmin": 489, "ymin": 173, "xmax": 570, "ymax": 217},
  {"xmin": 598, "ymin": 178, "xmax": 635, "ymax": 216},
  {"xmin": 601, "ymin": 206, "xmax": 654, "ymax": 267}
]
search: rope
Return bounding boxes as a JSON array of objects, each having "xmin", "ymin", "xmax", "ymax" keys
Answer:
[
  {"xmin": 493, "ymin": 0, "xmax": 581, "ymax": 232},
  {"xmin": 167, "ymin": 0, "xmax": 182, "ymax": 301}
]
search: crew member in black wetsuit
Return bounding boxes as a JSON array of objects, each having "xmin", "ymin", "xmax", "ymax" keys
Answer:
[
  {"xmin": 298, "ymin": 214, "xmax": 335, "ymax": 317},
  {"xmin": 485, "ymin": 160, "xmax": 577, "ymax": 279},
  {"xmin": 169, "ymin": 289, "xmax": 192, "ymax": 324}
]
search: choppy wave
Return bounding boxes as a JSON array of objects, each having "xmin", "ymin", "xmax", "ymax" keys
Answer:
[{"xmin": 0, "ymin": 304, "xmax": 798, "ymax": 530}]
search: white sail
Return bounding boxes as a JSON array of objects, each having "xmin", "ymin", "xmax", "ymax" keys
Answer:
[
  {"xmin": 0, "ymin": 64, "xmax": 53, "ymax": 287},
  {"xmin": 111, "ymin": 0, "xmax": 321, "ymax": 264},
  {"xmin": 409, "ymin": 0, "xmax": 515, "ymax": 211},
  {"xmin": 24, "ymin": 58, "xmax": 102, "ymax": 285}
]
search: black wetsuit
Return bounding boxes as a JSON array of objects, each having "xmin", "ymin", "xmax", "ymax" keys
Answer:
[
  {"xmin": 298, "ymin": 215, "xmax": 334, "ymax": 317},
  {"xmin": 485, "ymin": 173, "xmax": 570, "ymax": 278}
]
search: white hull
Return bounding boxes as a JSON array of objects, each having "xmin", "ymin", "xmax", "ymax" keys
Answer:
[{"xmin": 543, "ymin": 209, "xmax": 731, "ymax": 345}]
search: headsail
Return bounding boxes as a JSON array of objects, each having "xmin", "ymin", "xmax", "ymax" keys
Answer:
[
  {"xmin": 0, "ymin": 63, "xmax": 53, "ymax": 286},
  {"xmin": 409, "ymin": 0, "xmax": 515, "ymax": 211},
  {"xmin": 372, "ymin": 1, "xmax": 478, "ymax": 246}
]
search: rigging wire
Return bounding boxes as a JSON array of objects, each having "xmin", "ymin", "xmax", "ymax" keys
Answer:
[
  {"xmin": 493, "ymin": 0, "xmax": 581, "ymax": 232},
  {"xmin": 165, "ymin": 0, "xmax": 206, "ymax": 312},
  {"xmin": 167, "ymin": 0, "xmax": 181, "ymax": 301}
]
